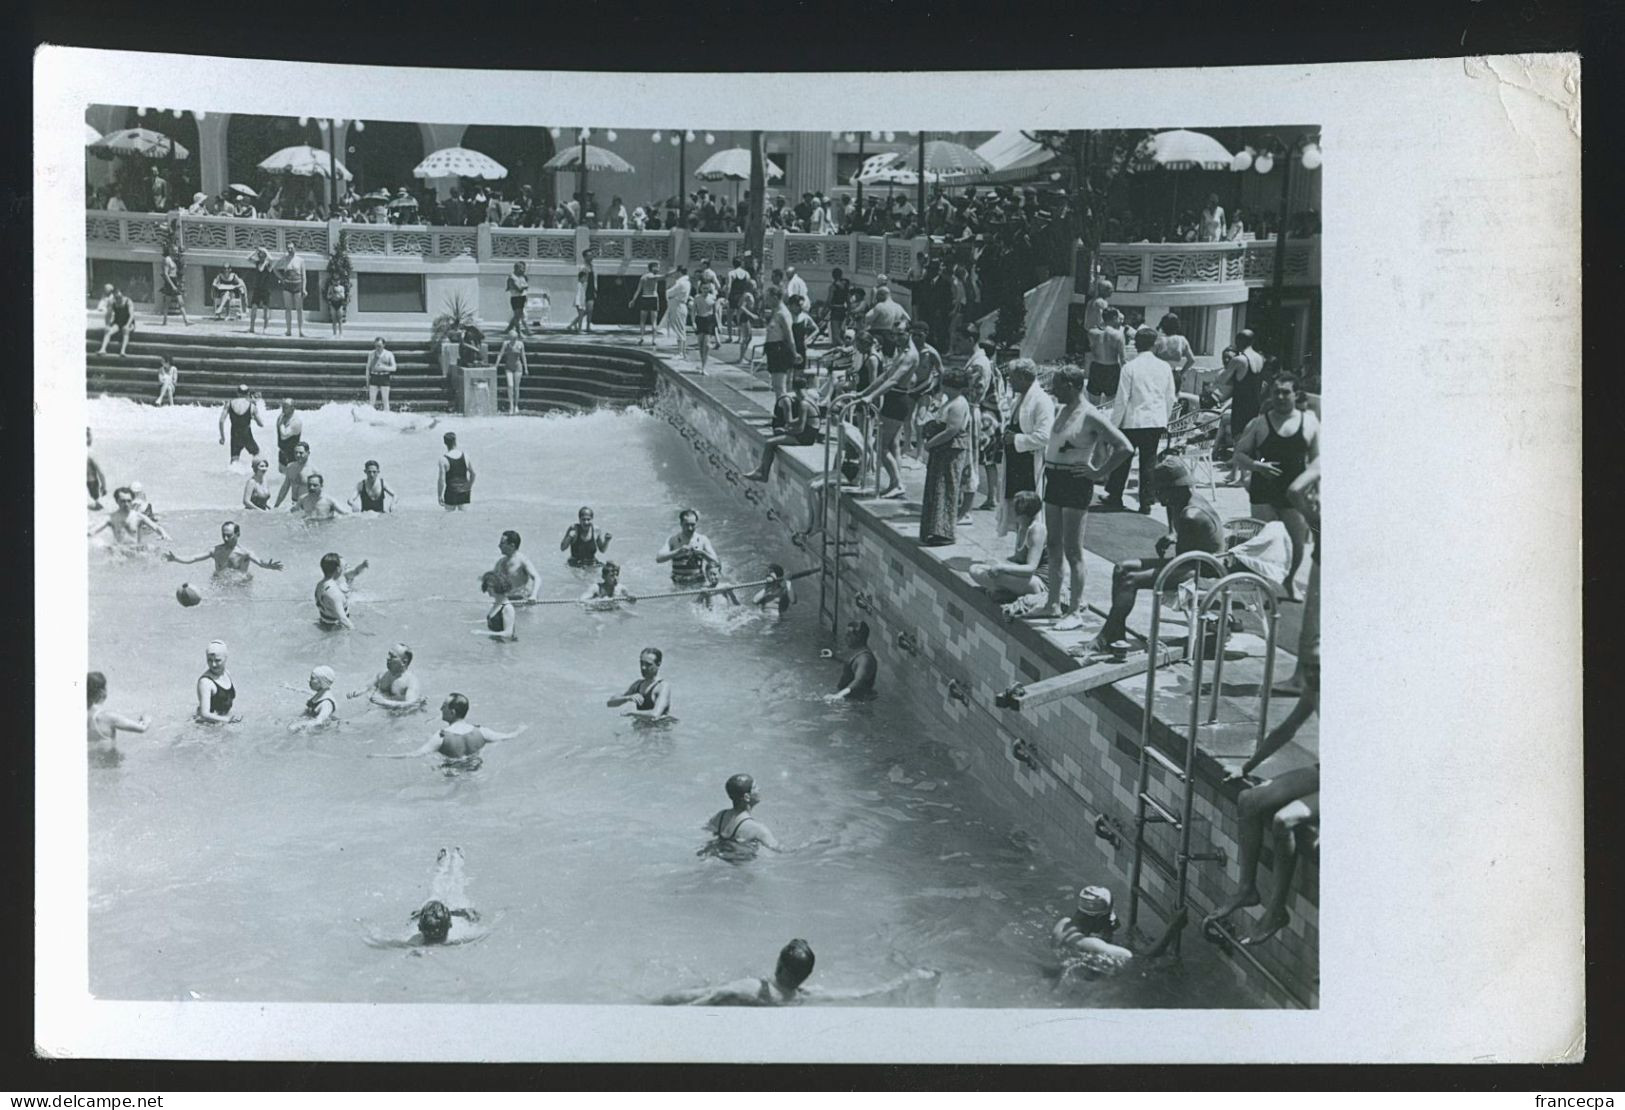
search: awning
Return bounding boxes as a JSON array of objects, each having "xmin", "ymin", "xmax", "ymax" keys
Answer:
[{"xmin": 972, "ymin": 130, "xmax": 1059, "ymax": 185}]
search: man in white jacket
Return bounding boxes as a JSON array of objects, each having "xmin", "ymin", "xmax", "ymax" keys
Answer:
[
  {"xmin": 1101, "ymin": 328, "xmax": 1178, "ymax": 513},
  {"xmin": 997, "ymin": 358, "xmax": 1056, "ymax": 536}
]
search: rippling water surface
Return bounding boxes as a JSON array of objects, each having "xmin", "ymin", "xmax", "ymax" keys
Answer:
[{"xmin": 86, "ymin": 398, "xmax": 1260, "ymax": 1008}]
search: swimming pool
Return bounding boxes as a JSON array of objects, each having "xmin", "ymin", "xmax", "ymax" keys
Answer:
[{"xmin": 86, "ymin": 397, "xmax": 1262, "ymax": 1008}]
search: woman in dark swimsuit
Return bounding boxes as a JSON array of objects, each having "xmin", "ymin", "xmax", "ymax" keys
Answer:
[
  {"xmin": 195, "ymin": 640, "xmax": 240, "ymax": 724},
  {"xmin": 246, "ymin": 246, "xmax": 274, "ymax": 334},
  {"xmin": 1234, "ymin": 373, "xmax": 1319, "ymax": 600},
  {"xmin": 475, "ymin": 571, "xmax": 517, "ymax": 641},
  {"xmin": 560, "ymin": 506, "xmax": 611, "ymax": 567},
  {"xmin": 606, "ymin": 647, "xmax": 671, "ymax": 720}
]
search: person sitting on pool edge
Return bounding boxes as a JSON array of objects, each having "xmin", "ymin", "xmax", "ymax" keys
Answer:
[
  {"xmin": 1083, "ymin": 456, "xmax": 1226, "ymax": 655},
  {"xmin": 349, "ymin": 643, "xmax": 425, "ymax": 712},
  {"xmin": 560, "ymin": 507, "xmax": 612, "ymax": 568},
  {"xmin": 288, "ymin": 666, "xmax": 339, "ymax": 731},
  {"xmin": 314, "ymin": 551, "xmax": 369, "ymax": 630},
  {"xmin": 581, "ymin": 561, "xmax": 637, "ymax": 608},
  {"xmin": 370, "ymin": 693, "xmax": 527, "ymax": 763},
  {"xmin": 656, "ymin": 939, "xmax": 938, "ymax": 1006},
  {"xmin": 824, "ymin": 620, "xmax": 877, "ymax": 702},
  {"xmin": 969, "ymin": 490, "xmax": 1047, "ymax": 613},
  {"xmin": 475, "ymin": 571, "xmax": 518, "ymax": 641},
  {"xmin": 699, "ymin": 773, "xmax": 782, "ymax": 860},
  {"xmin": 1052, "ymin": 885, "xmax": 1188, "ymax": 980},
  {"xmin": 607, "ymin": 647, "xmax": 672, "ymax": 720}
]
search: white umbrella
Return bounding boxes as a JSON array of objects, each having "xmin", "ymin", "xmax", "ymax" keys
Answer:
[
  {"xmin": 413, "ymin": 147, "xmax": 508, "ymax": 181},
  {"xmin": 88, "ymin": 127, "xmax": 191, "ymax": 161},
  {"xmin": 84, "ymin": 124, "xmax": 103, "ymax": 146},
  {"xmin": 1130, "ymin": 129, "xmax": 1234, "ymax": 171},
  {"xmin": 227, "ymin": 182, "xmax": 259, "ymax": 198},
  {"xmin": 258, "ymin": 145, "xmax": 352, "ymax": 181},
  {"xmin": 693, "ymin": 147, "xmax": 783, "ymax": 182}
]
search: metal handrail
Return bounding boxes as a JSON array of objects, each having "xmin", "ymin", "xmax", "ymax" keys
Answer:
[
  {"xmin": 816, "ymin": 394, "xmax": 880, "ymax": 635},
  {"xmin": 1127, "ymin": 550, "xmax": 1232, "ymax": 943}
]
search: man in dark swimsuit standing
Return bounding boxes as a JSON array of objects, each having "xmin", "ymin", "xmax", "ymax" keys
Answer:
[
  {"xmin": 607, "ymin": 647, "xmax": 672, "ymax": 720},
  {"xmin": 1085, "ymin": 457, "xmax": 1227, "ymax": 654},
  {"xmin": 438, "ymin": 432, "xmax": 475, "ymax": 510},
  {"xmin": 655, "ymin": 509, "xmax": 721, "ymax": 587},
  {"xmin": 219, "ymin": 385, "xmax": 263, "ymax": 465},
  {"xmin": 826, "ymin": 620, "xmax": 878, "ymax": 702},
  {"xmin": 275, "ymin": 398, "xmax": 303, "ymax": 467},
  {"xmin": 700, "ymin": 774, "xmax": 782, "ymax": 860}
]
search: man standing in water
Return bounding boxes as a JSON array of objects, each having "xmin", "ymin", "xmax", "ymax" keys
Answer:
[
  {"xmin": 655, "ymin": 508, "xmax": 721, "ymax": 588},
  {"xmin": 275, "ymin": 398, "xmax": 303, "ymax": 468},
  {"xmin": 438, "ymin": 432, "xmax": 475, "ymax": 510},
  {"xmin": 87, "ymin": 486, "xmax": 172, "ymax": 548},
  {"xmin": 164, "ymin": 521, "xmax": 285, "ymax": 579},
  {"xmin": 699, "ymin": 774, "xmax": 782, "ymax": 860},
  {"xmin": 493, "ymin": 530, "xmax": 542, "ymax": 603},
  {"xmin": 219, "ymin": 385, "xmax": 263, "ymax": 466},
  {"xmin": 292, "ymin": 473, "xmax": 349, "ymax": 520},
  {"xmin": 350, "ymin": 643, "xmax": 425, "ymax": 712},
  {"xmin": 607, "ymin": 647, "xmax": 672, "ymax": 720},
  {"xmin": 274, "ymin": 442, "xmax": 311, "ymax": 508},
  {"xmin": 314, "ymin": 551, "xmax": 369, "ymax": 630},
  {"xmin": 825, "ymin": 620, "xmax": 877, "ymax": 701},
  {"xmin": 657, "ymin": 939, "xmax": 937, "ymax": 1006},
  {"xmin": 370, "ymin": 694, "xmax": 527, "ymax": 762}
]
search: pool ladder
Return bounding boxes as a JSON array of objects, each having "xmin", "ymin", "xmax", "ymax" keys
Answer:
[
  {"xmin": 815, "ymin": 396, "xmax": 880, "ymax": 634},
  {"xmin": 1125, "ymin": 554, "xmax": 1282, "ymax": 958}
]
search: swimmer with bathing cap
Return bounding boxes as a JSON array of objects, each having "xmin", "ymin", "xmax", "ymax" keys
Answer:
[
  {"xmin": 369, "ymin": 694, "xmax": 527, "ymax": 761},
  {"xmin": 606, "ymin": 647, "xmax": 671, "ymax": 719},
  {"xmin": 699, "ymin": 774, "xmax": 782, "ymax": 860},
  {"xmin": 1051, "ymin": 884, "xmax": 1187, "ymax": 982},
  {"xmin": 165, "ymin": 521, "xmax": 284, "ymax": 578},
  {"xmin": 288, "ymin": 665, "xmax": 339, "ymax": 732},
  {"xmin": 825, "ymin": 621, "xmax": 877, "ymax": 702},
  {"xmin": 348, "ymin": 643, "xmax": 425, "ymax": 712},
  {"xmin": 657, "ymin": 939, "xmax": 938, "ymax": 1006},
  {"xmin": 195, "ymin": 640, "xmax": 242, "ymax": 724}
]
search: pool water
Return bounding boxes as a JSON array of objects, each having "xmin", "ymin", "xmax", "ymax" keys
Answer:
[{"xmin": 86, "ymin": 397, "xmax": 1261, "ymax": 1008}]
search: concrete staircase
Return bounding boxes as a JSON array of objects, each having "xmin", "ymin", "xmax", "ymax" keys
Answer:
[{"xmin": 84, "ymin": 329, "xmax": 659, "ymax": 414}]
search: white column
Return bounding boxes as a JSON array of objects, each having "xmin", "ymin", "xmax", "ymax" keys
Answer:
[{"xmin": 788, "ymin": 132, "xmax": 831, "ymax": 200}]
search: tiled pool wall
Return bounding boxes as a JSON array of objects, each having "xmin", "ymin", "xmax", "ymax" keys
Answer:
[{"xmin": 653, "ymin": 370, "xmax": 1319, "ymax": 1009}]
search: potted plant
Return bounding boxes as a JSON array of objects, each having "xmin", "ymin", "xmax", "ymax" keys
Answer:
[{"xmin": 429, "ymin": 292, "xmax": 479, "ymax": 374}]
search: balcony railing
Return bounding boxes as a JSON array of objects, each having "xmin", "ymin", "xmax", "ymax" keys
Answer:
[{"xmin": 1086, "ymin": 238, "xmax": 1320, "ymax": 296}]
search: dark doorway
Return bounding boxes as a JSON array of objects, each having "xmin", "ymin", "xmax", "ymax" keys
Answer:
[
  {"xmin": 459, "ymin": 125, "xmax": 557, "ymax": 209},
  {"xmin": 345, "ymin": 120, "xmax": 426, "ymax": 196}
]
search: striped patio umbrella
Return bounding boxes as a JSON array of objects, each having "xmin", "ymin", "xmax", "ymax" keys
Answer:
[
  {"xmin": 541, "ymin": 144, "xmax": 635, "ymax": 173},
  {"xmin": 693, "ymin": 147, "xmax": 783, "ymax": 182},
  {"xmin": 88, "ymin": 127, "xmax": 191, "ymax": 161},
  {"xmin": 413, "ymin": 147, "xmax": 508, "ymax": 181},
  {"xmin": 258, "ymin": 145, "xmax": 352, "ymax": 181},
  {"xmin": 898, "ymin": 139, "xmax": 993, "ymax": 179}
]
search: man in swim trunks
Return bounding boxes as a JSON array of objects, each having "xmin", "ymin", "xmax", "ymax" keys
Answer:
[
  {"xmin": 97, "ymin": 288, "xmax": 136, "ymax": 357},
  {"xmin": 349, "ymin": 460, "xmax": 396, "ymax": 513},
  {"xmin": 275, "ymin": 398, "xmax": 303, "ymax": 467},
  {"xmin": 314, "ymin": 551, "xmax": 369, "ymax": 630},
  {"xmin": 438, "ymin": 432, "xmax": 475, "ymax": 510},
  {"xmin": 292, "ymin": 472, "xmax": 349, "ymax": 520},
  {"xmin": 493, "ymin": 530, "xmax": 542, "ymax": 602},
  {"xmin": 1051, "ymin": 885, "xmax": 1187, "ymax": 980},
  {"xmin": 699, "ymin": 773, "xmax": 782, "ymax": 860},
  {"xmin": 87, "ymin": 486, "xmax": 172, "ymax": 548},
  {"xmin": 826, "ymin": 620, "xmax": 878, "ymax": 701},
  {"xmin": 219, "ymin": 384, "xmax": 264, "ymax": 466},
  {"xmin": 560, "ymin": 506, "xmax": 612, "ymax": 567},
  {"xmin": 655, "ymin": 508, "xmax": 721, "ymax": 587},
  {"xmin": 274, "ymin": 441, "xmax": 311, "ymax": 508},
  {"xmin": 370, "ymin": 693, "xmax": 527, "ymax": 762},
  {"xmin": 164, "ymin": 521, "xmax": 285, "ymax": 579},
  {"xmin": 1083, "ymin": 457, "xmax": 1226, "ymax": 654},
  {"xmin": 349, "ymin": 643, "xmax": 424, "ymax": 711},
  {"xmin": 657, "ymin": 939, "xmax": 938, "ymax": 1006},
  {"xmin": 607, "ymin": 647, "xmax": 672, "ymax": 720}
]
